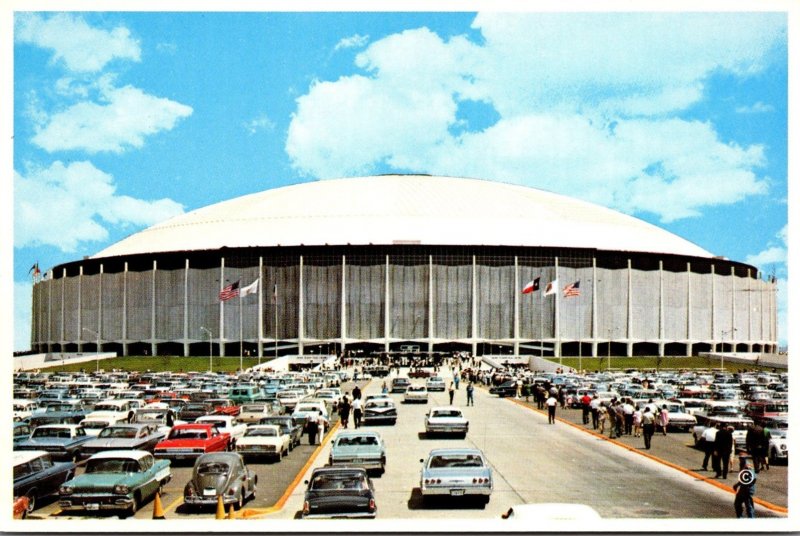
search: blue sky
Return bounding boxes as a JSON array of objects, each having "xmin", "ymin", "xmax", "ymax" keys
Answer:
[{"xmin": 9, "ymin": 10, "xmax": 790, "ymax": 351}]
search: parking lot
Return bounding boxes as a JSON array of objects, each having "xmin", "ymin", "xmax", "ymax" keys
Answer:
[{"xmin": 14, "ymin": 361, "xmax": 788, "ymax": 524}]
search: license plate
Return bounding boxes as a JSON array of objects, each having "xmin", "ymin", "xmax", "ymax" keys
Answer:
[
  {"xmin": 450, "ymin": 489, "xmax": 465, "ymax": 496},
  {"xmin": 85, "ymin": 503, "xmax": 100, "ymax": 511},
  {"xmin": 203, "ymin": 489, "xmax": 217, "ymax": 497},
  {"xmin": 351, "ymin": 459, "xmax": 363, "ymax": 463}
]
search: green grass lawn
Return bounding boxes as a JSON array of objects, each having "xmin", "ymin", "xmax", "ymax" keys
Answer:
[
  {"xmin": 40, "ymin": 356, "xmax": 271, "ymax": 374},
  {"xmin": 550, "ymin": 356, "xmax": 781, "ymax": 373}
]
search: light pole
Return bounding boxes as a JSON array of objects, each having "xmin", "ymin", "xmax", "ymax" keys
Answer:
[
  {"xmin": 721, "ymin": 328, "xmax": 737, "ymax": 371},
  {"xmin": 82, "ymin": 327, "xmax": 100, "ymax": 373},
  {"xmin": 607, "ymin": 327, "xmax": 612, "ymax": 370},
  {"xmin": 200, "ymin": 326, "xmax": 213, "ymax": 372}
]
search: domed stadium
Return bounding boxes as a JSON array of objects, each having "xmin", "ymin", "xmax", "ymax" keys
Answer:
[{"xmin": 30, "ymin": 175, "xmax": 778, "ymax": 358}]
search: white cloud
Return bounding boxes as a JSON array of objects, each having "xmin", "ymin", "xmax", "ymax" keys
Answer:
[
  {"xmin": 243, "ymin": 114, "xmax": 275, "ymax": 135},
  {"xmin": 335, "ymin": 34, "xmax": 369, "ymax": 51},
  {"xmin": 745, "ymin": 224, "xmax": 788, "ymax": 271},
  {"xmin": 286, "ymin": 13, "xmax": 783, "ymax": 222},
  {"xmin": 15, "ymin": 161, "xmax": 185, "ymax": 252},
  {"xmin": 32, "ymin": 84, "xmax": 193, "ymax": 153},
  {"xmin": 736, "ymin": 101, "xmax": 775, "ymax": 114},
  {"xmin": 15, "ymin": 12, "xmax": 141, "ymax": 73}
]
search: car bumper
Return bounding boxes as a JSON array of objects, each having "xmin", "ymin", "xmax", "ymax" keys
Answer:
[
  {"xmin": 420, "ymin": 485, "xmax": 492, "ymax": 497},
  {"xmin": 426, "ymin": 425, "xmax": 468, "ymax": 434},
  {"xmin": 330, "ymin": 458, "xmax": 384, "ymax": 470},
  {"xmin": 303, "ymin": 511, "xmax": 376, "ymax": 519},
  {"xmin": 59, "ymin": 495, "xmax": 135, "ymax": 511},
  {"xmin": 184, "ymin": 494, "xmax": 240, "ymax": 507},
  {"xmin": 237, "ymin": 446, "xmax": 281, "ymax": 457}
]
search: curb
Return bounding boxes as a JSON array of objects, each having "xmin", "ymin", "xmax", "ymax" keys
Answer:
[{"xmin": 506, "ymin": 397, "xmax": 788, "ymax": 515}]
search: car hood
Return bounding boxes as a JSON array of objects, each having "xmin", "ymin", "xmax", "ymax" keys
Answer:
[
  {"xmin": 66, "ymin": 472, "xmax": 138, "ymax": 492},
  {"xmin": 83, "ymin": 437, "xmax": 147, "ymax": 449}
]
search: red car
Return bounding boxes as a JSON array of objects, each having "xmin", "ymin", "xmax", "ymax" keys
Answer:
[
  {"xmin": 207, "ymin": 398, "xmax": 241, "ymax": 417},
  {"xmin": 153, "ymin": 423, "xmax": 231, "ymax": 461}
]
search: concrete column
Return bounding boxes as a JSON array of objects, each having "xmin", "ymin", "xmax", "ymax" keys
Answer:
[
  {"xmin": 341, "ymin": 255, "xmax": 347, "ymax": 352},
  {"xmin": 98, "ymin": 264, "xmax": 103, "ymax": 354},
  {"xmin": 731, "ymin": 266, "xmax": 736, "ymax": 352},
  {"xmin": 384, "ymin": 255, "xmax": 390, "ymax": 352},
  {"xmin": 47, "ymin": 276, "xmax": 53, "ymax": 354},
  {"xmin": 298, "ymin": 256, "xmax": 305, "ymax": 356},
  {"xmin": 626, "ymin": 259, "xmax": 633, "ymax": 357},
  {"xmin": 219, "ymin": 257, "xmax": 226, "ymax": 357},
  {"xmin": 591, "ymin": 258, "xmax": 598, "ymax": 357},
  {"xmin": 686, "ymin": 262, "xmax": 692, "ymax": 357},
  {"xmin": 183, "ymin": 259, "xmax": 190, "ymax": 357},
  {"xmin": 711, "ymin": 264, "xmax": 716, "ymax": 352},
  {"xmin": 746, "ymin": 269, "xmax": 752, "ymax": 351},
  {"xmin": 61, "ymin": 268, "xmax": 66, "ymax": 352},
  {"xmin": 77, "ymin": 265, "xmax": 83, "ymax": 352},
  {"xmin": 471, "ymin": 255, "xmax": 477, "ymax": 357},
  {"xmin": 122, "ymin": 262, "xmax": 128, "ymax": 356},
  {"xmin": 428, "ymin": 255, "xmax": 434, "ymax": 353},
  {"xmin": 554, "ymin": 256, "xmax": 561, "ymax": 358},
  {"xmin": 151, "ymin": 260, "xmax": 157, "ymax": 357},
  {"xmin": 513, "ymin": 256, "xmax": 519, "ymax": 355},
  {"xmin": 257, "ymin": 257, "xmax": 264, "ymax": 359},
  {"xmin": 658, "ymin": 261, "xmax": 664, "ymax": 357}
]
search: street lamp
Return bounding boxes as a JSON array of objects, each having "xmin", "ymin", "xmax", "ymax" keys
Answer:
[
  {"xmin": 200, "ymin": 326, "xmax": 213, "ymax": 372},
  {"xmin": 721, "ymin": 328, "xmax": 737, "ymax": 371},
  {"xmin": 82, "ymin": 327, "xmax": 100, "ymax": 373}
]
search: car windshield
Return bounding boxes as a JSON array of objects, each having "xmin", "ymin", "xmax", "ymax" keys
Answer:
[
  {"xmin": 169, "ymin": 429, "xmax": 207, "ymax": 440},
  {"xmin": 310, "ymin": 473, "xmax": 368, "ymax": 490},
  {"xmin": 32, "ymin": 428, "xmax": 72, "ymax": 438},
  {"xmin": 337, "ymin": 435, "xmax": 378, "ymax": 446},
  {"xmin": 366, "ymin": 401, "xmax": 391, "ymax": 408},
  {"xmin": 136, "ymin": 411, "xmax": 165, "ymax": 421},
  {"xmin": 197, "ymin": 461, "xmax": 230, "ymax": 475},
  {"xmin": 431, "ymin": 410, "xmax": 462, "ymax": 418},
  {"xmin": 242, "ymin": 405, "xmax": 265, "ymax": 412},
  {"xmin": 81, "ymin": 421, "xmax": 109, "ymax": 429},
  {"xmin": 184, "ymin": 404, "xmax": 209, "ymax": 411},
  {"xmin": 98, "ymin": 427, "xmax": 138, "ymax": 438},
  {"xmin": 94, "ymin": 404, "xmax": 122, "ymax": 411},
  {"xmin": 428, "ymin": 454, "xmax": 484, "ymax": 468},
  {"xmin": 245, "ymin": 428, "xmax": 277, "ymax": 437},
  {"xmin": 86, "ymin": 458, "xmax": 140, "ymax": 473}
]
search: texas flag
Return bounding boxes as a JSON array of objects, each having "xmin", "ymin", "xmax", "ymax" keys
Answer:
[{"xmin": 522, "ymin": 277, "xmax": 540, "ymax": 294}]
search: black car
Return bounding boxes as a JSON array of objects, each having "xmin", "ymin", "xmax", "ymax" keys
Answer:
[
  {"xmin": 178, "ymin": 402, "xmax": 215, "ymax": 422},
  {"xmin": 14, "ymin": 451, "xmax": 76, "ymax": 514},
  {"xmin": 302, "ymin": 467, "xmax": 377, "ymax": 518},
  {"xmin": 489, "ymin": 380, "xmax": 519, "ymax": 398},
  {"xmin": 390, "ymin": 377, "xmax": 411, "ymax": 393},
  {"xmin": 258, "ymin": 415, "xmax": 303, "ymax": 449},
  {"xmin": 363, "ymin": 399, "xmax": 398, "ymax": 425}
]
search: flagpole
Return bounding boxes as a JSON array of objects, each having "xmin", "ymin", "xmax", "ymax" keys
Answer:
[
  {"xmin": 539, "ymin": 289, "xmax": 543, "ymax": 359},
  {"xmin": 274, "ymin": 283, "xmax": 278, "ymax": 361}
]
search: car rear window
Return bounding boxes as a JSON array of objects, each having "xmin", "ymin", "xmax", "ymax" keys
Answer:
[
  {"xmin": 428, "ymin": 454, "xmax": 484, "ymax": 468},
  {"xmin": 310, "ymin": 473, "xmax": 367, "ymax": 490}
]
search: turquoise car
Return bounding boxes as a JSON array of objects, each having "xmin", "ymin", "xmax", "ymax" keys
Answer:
[
  {"xmin": 328, "ymin": 430, "xmax": 386, "ymax": 474},
  {"xmin": 58, "ymin": 450, "xmax": 171, "ymax": 516}
]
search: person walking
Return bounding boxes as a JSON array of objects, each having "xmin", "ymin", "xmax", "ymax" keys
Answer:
[
  {"xmin": 700, "ymin": 424, "xmax": 718, "ymax": 470},
  {"xmin": 545, "ymin": 393, "xmax": 558, "ymax": 424},
  {"xmin": 339, "ymin": 395, "xmax": 351, "ymax": 428},
  {"xmin": 515, "ymin": 378, "xmax": 523, "ymax": 399},
  {"xmin": 623, "ymin": 399, "xmax": 634, "ymax": 435},
  {"xmin": 448, "ymin": 382, "xmax": 455, "ymax": 405},
  {"xmin": 352, "ymin": 397, "xmax": 363, "ymax": 429},
  {"xmin": 733, "ymin": 456, "xmax": 757, "ymax": 518},
  {"xmin": 466, "ymin": 382, "xmax": 475, "ymax": 406},
  {"xmin": 714, "ymin": 425, "xmax": 734, "ymax": 479},
  {"xmin": 641, "ymin": 406, "xmax": 655, "ymax": 449},
  {"xmin": 454, "ymin": 375, "xmax": 460, "ymax": 390},
  {"xmin": 306, "ymin": 412, "xmax": 319, "ymax": 445},
  {"xmin": 581, "ymin": 393, "xmax": 592, "ymax": 425},
  {"xmin": 657, "ymin": 404, "xmax": 670, "ymax": 436},
  {"xmin": 632, "ymin": 405, "xmax": 643, "ymax": 438},
  {"xmin": 590, "ymin": 395, "xmax": 601, "ymax": 429},
  {"xmin": 597, "ymin": 403, "xmax": 608, "ymax": 434},
  {"xmin": 352, "ymin": 385, "xmax": 362, "ymax": 401}
]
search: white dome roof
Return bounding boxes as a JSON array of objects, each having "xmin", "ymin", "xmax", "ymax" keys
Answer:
[{"xmin": 93, "ymin": 175, "xmax": 712, "ymax": 259}]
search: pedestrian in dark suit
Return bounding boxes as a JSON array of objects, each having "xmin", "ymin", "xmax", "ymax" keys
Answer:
[{"xmin": 714, "ymin": 425, "xmax": 734, "ymax": 479}]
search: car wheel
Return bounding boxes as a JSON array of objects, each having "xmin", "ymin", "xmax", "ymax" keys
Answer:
[
  {"xmin": 128, "ymin": 493, "xmax": 140, "ymax": 517},
  {"xmin": 25, "ymin": 490, "xmax": 37, "ymax": 514}
]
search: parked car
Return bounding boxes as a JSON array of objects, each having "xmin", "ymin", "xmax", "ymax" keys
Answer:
[
  {"xmin": 292, "ymin": 402, "xmax": 330, "ymax": 429},
  {"xmin": 276, "ymin": 390, "xmax": 304, "ymax": 412},
  {"xmin": 425, "ymin": 407, "xmax": 469, "ymax": 437},
  {"xmin": 238, "ymin": 403, "xmax": 278, "ymax": 424},
  {"xmin": 258, "ymin": 416, "xmax": 303, "ymax": 449},
  {"xmin": 409, "ymin": 368, "xmax": 433, "ymax": 379},
  {"xmin": 762, "ymin": 418, "xmax": 789, "ymax": 465},
  {"xmin": 404, "ymin": 385, "xmax": 429, "ymax": 404},
  {"xmin": 24, "ymin": 411, "xmax": 87, "ymax": 430},
  {"xmin": 235, "ymin": 424, "xmax": 291, "ymax": 460},
  {"xmin": 489, "ymin": 380, "xmax": 519, "ymax": 398},
  {"xmin": 302, "ymin": 467, "xmax": 377, "ymax": 518},
  {"xmin": 195, "ymin": 415, "xmax": 247, "ymax": 448},
  {"xmin": 14, "ymin": 451, "xmax": 76, "ymax": 514},
  {"xmin": 420, "ymin": 448, "xmax": 492, "ymax": 504},
  {"xmin": 692, "ymin": 414, "xmax": 754, "ymax": 450},
  {"xmin": 651, "ymin": 400, "xmax": 697, "ymax": 432},
  {"xmin": 14, "ymin": 422, "xmax": 33, "ymax": 446},
  {"xmin": 183, "ymin": 452, "xmax": 257, "ymax": 510},
  {"xmin": 329, "ymin": 431, "xmax": 386, "ymax": 474},
  {"xmin": 363, "ymin": 398, "xmax": 398, "ymax": 425},
  {"xmin": 131, "ymin": 407, "xmax": 182, "ymax": 434},
  {"xmin": 390, "ymin": 377, "xmax": 411, "ymax": 393},
  {"xmin": 79, "ymin": 424, "xmax": 166, "ymax": 460},
  {"xmin": 79, "ymin": 415, "xmax": 128, "ymax": 437},
  {"xmin": 13, "ymin": 399, "xmax": 39, "ymax": 422},
  {"xmin": 178, "ymin": 402, "xmax": 216, "ymax": 422},
  {"xmin": 58, "ymin": 450, "xmax": 171, "ymax": 516},
  {"xmin": 16, "ymin": 424, "xmax": 93, "ymax": 461},
  {"xmin": 85, "ymin": 400, "xmax": 137, "ymax": 425},
  {"xmin": 227, "ymin": 385, "xmax": 262, "ymax": 404},
  {"xmin": 154, "ymin": 423, "xmax": 231, "ymax": 461}
]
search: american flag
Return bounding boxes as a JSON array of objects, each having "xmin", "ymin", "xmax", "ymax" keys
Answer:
[
  {"xmin": 563, "ymin": 280, "xmax": 581, "ymax": 298},
  {"xmin": 219, "ymin": 280, "xmax": 240, "ymax": 301}
]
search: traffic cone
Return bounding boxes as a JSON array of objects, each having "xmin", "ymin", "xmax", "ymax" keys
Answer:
[
  {"xmin": 215, "ymin": 495, "xmax": 225, "ymax": 519},
  {"xmin": 227, "ymin": 504, "xmax": 235, "ymax": 519},
  {"xmin": 152, "ymin": 491, "xmax": 166, "ymax": 519}
]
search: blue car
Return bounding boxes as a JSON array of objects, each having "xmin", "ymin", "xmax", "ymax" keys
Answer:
[
  {"xmin": 14, "ymin": 422, "xmax": 33, "ymax": 446},
  {"xmin": 420, "ymin": 448, "xmax": 493, "ymax": 505},
  {"xmin": 14, "ymin": 451, "xmax": 76, "ymax": 514},
  {"xmin": 16, "ymin": 424, "xmax": 93, "ymax": 461}
]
